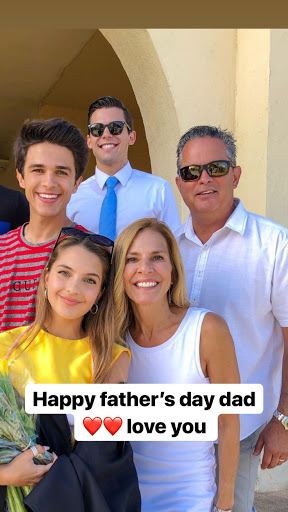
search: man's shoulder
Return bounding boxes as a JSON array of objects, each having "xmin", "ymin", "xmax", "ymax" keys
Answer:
[
  {"xmin": 67, "ymin": 176, "xmax": 96, "ymax": 208},
  {"xmin": 0, "ymin": 225, "xmax": 55, "ymax": 257},
  {"xmin": 245, "ymin": 208, "xmax": 288, "ymax": 239},
  {"xmin": 0, "ymin": 225, "xmax": 22, "ymax": 244},
  {"xmin": 71, "ymin": 175, "xmax": 96, "ymax": 194},
  {"xmin": 76, "ymin": 174, "xmax": 96, "ymax": 188},
  {"xmin": 130, "ymin": 168, "xmax": 170, "ymax": 186},
  {"xmin": 74, "ymin": 224, "xmax": 89, "ymax": 233},
  {"xmin": 173, "ymin": 221, "xmax": 186, "ymax": 240}
]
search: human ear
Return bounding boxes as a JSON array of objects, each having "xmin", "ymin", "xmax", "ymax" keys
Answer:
[
  {"xmin": 16, "ymin": 169, "xmax": 25, "ymax": 189},
  {"xmin": 87, "ymin": 134, "xmax": 93, "ymax": 150},
  {"xmin": 73, "ymin": 175, "xmax": 83, "ymax": 192},
  {"xmin": 128, "ymin": 130, "xmax": 136, "ymax": 146},
  {"xmin": 232, "ymin": 166, "xmax": 241, "ymax": 189}
]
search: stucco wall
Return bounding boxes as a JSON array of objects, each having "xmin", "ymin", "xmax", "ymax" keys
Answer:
[
  {"xmin": 235, "ymin": 30, "xmax": 270, "ymax": 217},
  {"xmin": 266, "ymin": 30, "xmax": 288, "ymax": 227}
]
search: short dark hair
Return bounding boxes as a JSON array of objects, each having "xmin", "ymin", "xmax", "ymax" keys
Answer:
[
  {"xmin": 14, "ymin": 118, "xmax": 88, "ymax": 180},
  {"xmin": 88, "ymin": 96, "xmax": 133, "ymax": 130},
  {"xmin": 176, "ymin": 125, "xmax": 237, "ymax": 171}
]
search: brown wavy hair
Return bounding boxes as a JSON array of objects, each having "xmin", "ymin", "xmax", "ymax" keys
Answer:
[
  {"xmin": 111, "ymin": 218, "xmax": 189, "ymax": 343},
  {"xmin": 7, "ymin": 236, "xmax": 115, "ymax": 383}
]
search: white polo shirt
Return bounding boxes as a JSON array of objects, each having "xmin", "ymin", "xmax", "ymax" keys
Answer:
[
  {"xmin": 175, "ymin": 199, "xmax": 288, "ymax": 439},
  {"xmin": 67, "ymin": 161, "xmax": 180, "ymax": 235}
]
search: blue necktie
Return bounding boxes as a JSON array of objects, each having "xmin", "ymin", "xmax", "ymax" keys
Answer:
[{"xmin": 99, "ymin": 176, "xmax": 119, "ymax": 240}]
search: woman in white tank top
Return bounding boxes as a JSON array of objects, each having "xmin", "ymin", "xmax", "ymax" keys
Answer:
[{"xmin": 111, "ymin": 218, "xmax": 240, "ymax": 512}]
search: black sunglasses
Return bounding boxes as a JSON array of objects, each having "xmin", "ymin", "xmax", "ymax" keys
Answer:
[
  {"xmin": 88, "ymin": 120, "xmax": 131, "ymax": 137},
  {"xmin": 55, "ymin": 227, "xmax": 114, "ymax": 254},
  {"xmin": 178, "ymin": 160, "xmax": 232, "ymax": 181}
]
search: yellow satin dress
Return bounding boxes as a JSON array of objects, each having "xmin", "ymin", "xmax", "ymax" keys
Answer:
[{"xmin": 0, "ymin": 326, "xmax": 129, "ymax": 396}]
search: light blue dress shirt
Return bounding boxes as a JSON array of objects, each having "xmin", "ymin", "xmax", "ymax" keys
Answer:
[{"xmin": 67, "ymin": 161, "xmax": 180, "ymax": 236}]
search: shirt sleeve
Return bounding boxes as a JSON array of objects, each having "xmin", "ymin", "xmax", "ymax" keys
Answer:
[
  {"xmin": 271, "ymin": 232, "xmax": 288, "ymax": 327},
  {"xmin": 66, "ymin": 193, "xmax": 77, "ymax": 223},
  {"xmin": 112, "ymin": 343, "xmax": 131, "ymax": 364},
  {"xmin": 158, "ymin": 181, "xmax": 181, "ymax": 232},
  {"xmin": 0, "ymin": 329, "xmax": 19, "ymax": 358}
]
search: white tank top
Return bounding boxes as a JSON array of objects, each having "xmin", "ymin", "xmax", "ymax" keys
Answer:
[{"xmin": 127, "ymin": 307, "xmax": 216, "ymax": 512}]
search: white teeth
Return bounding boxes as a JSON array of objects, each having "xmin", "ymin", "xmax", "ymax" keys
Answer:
[
  {"xmin": 136, "ymin": 281, "xmax": 157, "ymax": 288},
  {"xmin": 39, "ymin": 193, "xmax": 58, "ymax": 199},
  {"xmin": 100, "ymin": 144, "xmax": 115, "ymax": 148},
  {"xmin": 201, "ymin": 191, "xmax": 214, "ymax": 194}
]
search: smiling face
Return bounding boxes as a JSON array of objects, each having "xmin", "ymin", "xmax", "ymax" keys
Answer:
[
  {"xmin": 176, "ymin": 136, "xmax": 241, "ymax": 223},
  {"xmin": 45, "ymin": 244, "xmax": 104, "ymax": 324},
  {"xmin": 123, "ymin": 228, "xmax": 173, "ymax": 307},
  {"xmin": 87, "ymin": 107, "xmax": 136, "ymax": 175},
  {"xmin": 16, "ymin": 142, "xmax": 82, "ymax": 221}
]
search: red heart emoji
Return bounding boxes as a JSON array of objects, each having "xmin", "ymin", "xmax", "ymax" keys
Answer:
[
  {"xmin": 83, "ymin": 417, "xmax": 102, "ymax": 435},
  {"xmin": 103, "ymin": 417, "xmax": 122, "ymax": 436}
]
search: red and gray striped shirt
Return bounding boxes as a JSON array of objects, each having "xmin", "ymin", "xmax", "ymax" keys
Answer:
[
  {"xmin": 0, "ymin": 223, "xmax": 85, "ymax": 332},
  {"xmin": 0, "ymin": 225, "xmax": 55, "ymax": 332}
]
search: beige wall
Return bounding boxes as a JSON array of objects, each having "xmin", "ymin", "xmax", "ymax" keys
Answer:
[
  {"xmin": 149, "ymin": 29, "xmax": 236, "ymax": 131},
  {"xmin": 101, "ymin": 29, "xmax": 180, "ymax": 198},
  {"xmin": 235, "ymin": 30, "xmax": 270, "ymax": 217},
  {"xmin": 235, "ymin": 29, "xmax": 288, "ymax": 228},
  {"xmin": 266, "ymin": 30, "xmax": 288, "ymax": 227}
]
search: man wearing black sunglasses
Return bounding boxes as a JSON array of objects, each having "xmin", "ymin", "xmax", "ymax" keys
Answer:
[
  {"xmin": 175, "ymin": 125, "xmax": 288, "ymax": 512},
  {"xmin": 67, "ymin": 96, "xmax": 180, "ymax": 239}
]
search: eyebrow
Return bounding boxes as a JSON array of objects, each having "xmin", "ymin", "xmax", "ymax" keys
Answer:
[
  {"xmin": 127, "ymin": 250, "xmax": 167, "ymax": 255},
  {"xmin": 56, "ymin": 264, "xmax": 100, "ymax": 278},
  {"xmin": 28, "ymin": 164, "xmax": 73, "ymax": 172}
]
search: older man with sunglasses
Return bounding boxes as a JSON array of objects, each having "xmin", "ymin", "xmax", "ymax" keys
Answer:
[
  {"xmin": 175, "ymin": 126, "xmax": 288, "ymax": 512},
  {"xmin": 67, "ymin": 96, "xmax": 180, "ymax": 240}
]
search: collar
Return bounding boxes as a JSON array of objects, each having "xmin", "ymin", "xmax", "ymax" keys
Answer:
[
  {"xmin": 225, "ymin": 199, "xmax": 248, "ymax": 235},
  {"xmin": 20, "ymin": 223, "xmax": 57, "ymax": 246},
  {"xmin": 177, "ymin": 199, "xmax": 248, "ymax": 242},
  {"xmin": 95, "ymin": 161, "xmax": 132, "ymax": 190}
]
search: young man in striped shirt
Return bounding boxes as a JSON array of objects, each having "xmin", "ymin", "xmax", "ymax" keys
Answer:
[{"xmin": 0, "ymin": 118, "xmax": 88, "ymax": 332}]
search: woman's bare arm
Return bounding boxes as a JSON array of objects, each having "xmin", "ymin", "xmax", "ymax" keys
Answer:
[
  {"xmin": 200, "ymin": 312, "xmax": 240, "ymax": 511},
  {"xmin": 106, "ymin": 351, "xmax": 130, "ymax": 383}
]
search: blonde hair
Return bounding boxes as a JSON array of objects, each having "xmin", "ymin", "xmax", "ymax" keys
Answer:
[
  {"xmin": 7, "ymin": 236, "xmax": 115, "ymax": 383},
  {"xmin": 111, "ymin": 218, "xmax": 189, "ymax": 342}
]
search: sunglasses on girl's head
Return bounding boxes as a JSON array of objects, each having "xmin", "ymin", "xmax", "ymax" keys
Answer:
[
  {"xmin": 88, "ymin": 120, "xmax": 131, "ymax": 137},
  {"xmin": 55, "ymin": 227, "xmax": 114, "ymax": 254},
  {"xmin": 178, "ymin": 160, "xmax": 232, "ymax": 182}
]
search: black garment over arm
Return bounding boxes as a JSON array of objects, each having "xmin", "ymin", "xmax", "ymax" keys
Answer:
[{"xmin": 24, "ymin": 414, "xmax": 141, "ymax": 512}]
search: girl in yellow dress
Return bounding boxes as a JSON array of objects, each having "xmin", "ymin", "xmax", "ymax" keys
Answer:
[{"xmin": 0, "ymin": 228, "xmax": 140, "ymax": 512}]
